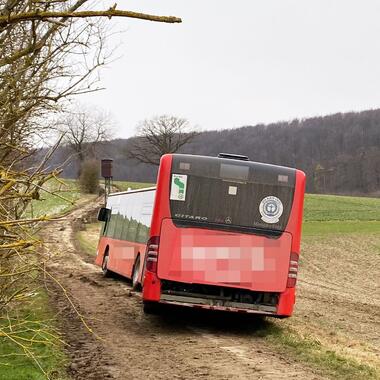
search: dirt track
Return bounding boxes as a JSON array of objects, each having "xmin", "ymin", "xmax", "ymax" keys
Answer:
[{"xmin": 43, "ymin": 199, "xmax": 379, "ymax": 379}]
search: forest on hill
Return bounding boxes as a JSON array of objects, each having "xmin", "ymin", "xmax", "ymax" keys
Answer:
[{"xmin": 48, "ymin": 108, "xmax": 380, "ymax": 195}]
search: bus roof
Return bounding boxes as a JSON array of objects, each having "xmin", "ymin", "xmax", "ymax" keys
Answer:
[
  {"xmin": 171, "ymin": 153, "xmax": 297, "ymax": 173},
  {"xmin": 109, "ymin": 186, "xmax": 156, "ymax": 197}
]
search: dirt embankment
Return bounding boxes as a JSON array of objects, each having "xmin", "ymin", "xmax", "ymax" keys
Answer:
[{"xmin": 43, "ymin": 200, "xmax": 324, "ymax": 380}]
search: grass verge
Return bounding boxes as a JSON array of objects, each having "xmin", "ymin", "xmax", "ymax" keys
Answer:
[
  {"xmin": 75, "ymin": 223, "xmax": 101, "ymax": 257},
  {"xmin": 0, "ymin": 290, "xmax": 68, "ymax": 380},
  {"xmin": 1, "ymin": 178, "xmax": 84, "ymax": 379},
  {"xmin": 256, "ymin": 322, "xmax": 379, "ymax": 380}
]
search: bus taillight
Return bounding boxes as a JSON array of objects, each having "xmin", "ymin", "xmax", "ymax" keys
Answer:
[
  {"xmin": 146, "ymin": 236, "xmax": 160, "ymax": 273},
  {"xmin": 287, "ymin": 253, "xmax": 299, "ymax": 288}
]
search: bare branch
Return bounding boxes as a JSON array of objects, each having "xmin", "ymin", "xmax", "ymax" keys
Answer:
[{"xmin": 0, "ymin": 9, "xmax": 182, "ymax": 27}]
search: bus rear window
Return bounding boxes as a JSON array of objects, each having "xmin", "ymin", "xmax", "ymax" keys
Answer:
[
  {"xmin": 169, "ymin": 155, "xmax": 296, "ymax": 235},
  {"xmin": 220, "ymin": 163, "xmax": 249, "ymax": 181}
]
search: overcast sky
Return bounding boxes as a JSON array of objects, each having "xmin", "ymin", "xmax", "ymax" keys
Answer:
[{"xmin": 87, "ymin": 1, "xmax": 380, "ymax": 138}]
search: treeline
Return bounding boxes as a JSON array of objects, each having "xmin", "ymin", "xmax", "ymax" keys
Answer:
[{"xmin": 46, "ymin": 108, "xmax": 380, "ymax": 195}]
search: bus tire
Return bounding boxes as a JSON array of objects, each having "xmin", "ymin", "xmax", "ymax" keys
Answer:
[
  {"xmin": 131, "ymin": 255, "xmax": 141, "ymax": 290},
  {"xmin": 101, "ymin": 250, "xmax": 112, "ymax": 278},
  {"xmin": 143, "ymin": 301, "xmax": 160, "ymax": 315}
]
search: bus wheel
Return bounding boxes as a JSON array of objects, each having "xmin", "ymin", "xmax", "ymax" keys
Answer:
[
  {"xmin": 131, "ymin": 256, "xmax": 141, "ymax": 290},
  {"xmin": 143, "ymin": 301, "xmax": 161, "ymax": 315},
  {"xmin": 101, "ymin": 250, "xmax": 112, "ymax": 278}
]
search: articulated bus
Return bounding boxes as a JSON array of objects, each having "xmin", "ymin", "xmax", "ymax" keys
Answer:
[{"xmin": 95, "ymin": 153, "xmax": 306, "ymax": 317}]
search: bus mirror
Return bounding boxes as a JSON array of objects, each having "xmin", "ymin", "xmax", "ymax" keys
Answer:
[{"xmin": 97, "ymin": 207, "xmax": 111, "ymax": 222}]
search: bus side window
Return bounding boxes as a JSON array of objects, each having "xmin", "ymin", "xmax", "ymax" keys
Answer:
[
  {"xmin": 125, "ymin": 199, "xmax": 137, "ymax": 242},
  {"xmin": 120, "ymin": 197, "xmax": 130, "ymax": 241},
  {"xmin": 121, "ymin": 216, "xmax": 130, "ymax": 241},
  {"xmin": 107, "ymin": 207, "xmax": 118, "ymax": 238},
  {"xmin": 101, "ymin": 212, "xmax": 109, "ymax": 236},
  {"xmin": 114, "ymin": 211, "xmax": 125, "ymax": 240},
  {"xmin": 136, "ymin": 222, "xmax": 150, "ymax": 244},
  {"xmin": 127, "ymin": 216, "xmax": 138, "ymax": 242},
  {"xmin": 136, "ymin": 203, "xmax": 152, "ymax": 243},
  {"xmin": 102, "ymin": 220, "xmax": 108, "ymax": 236}
]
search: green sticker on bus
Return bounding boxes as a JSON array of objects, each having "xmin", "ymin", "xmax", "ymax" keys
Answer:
[{"xmin": 170, "ymin": 174, "xmax": 187, "ymax": 201}]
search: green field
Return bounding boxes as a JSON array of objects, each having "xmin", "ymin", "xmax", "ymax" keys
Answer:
[
  {"xmin": 113, "ymin": 180, "xmax": 154, "ymax": 191},
  {"xmin": 24, "ymin": 179, "xmax": 82, "ymax": 218},
  {"xmin": 303, "ymin": 194, "xmax": 380, "ymax": 236},
  {"xmin": 304, "ymin": 194, "xmax": 380, "ymax": 221}
]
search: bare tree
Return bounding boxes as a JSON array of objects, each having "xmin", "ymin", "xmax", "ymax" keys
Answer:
[
  {"xmin": 57, "ymin": 104, "xmax": 113, "ymax": 170},
  {"xmin": 127, "ymin": 115, "xmax": 199, "ymax": 165}
]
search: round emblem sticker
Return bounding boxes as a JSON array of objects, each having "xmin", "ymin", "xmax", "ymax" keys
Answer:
[{"xmin": 259, "ymin": 196, "xmax": 283, "ymax": 224}]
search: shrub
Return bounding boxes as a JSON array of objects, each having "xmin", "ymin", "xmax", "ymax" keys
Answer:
[{"xmin": 79, "ymin": 160, "xmax": 100, "ymax": 194}]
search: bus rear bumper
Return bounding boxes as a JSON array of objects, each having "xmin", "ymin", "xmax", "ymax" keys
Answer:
[
  {"xmin": 276, "ymin": 288, "xmax": 296, "ymax": 316},
  {"xmin": 159, "ymin": 294, "xmax": 278, "ymax": 316},
  {"xmin": 142, "ymin": 272, "xmax": 161, "ymax": 301},
  {"xmin": 143, "ymin": 276, "xmax": 295, "ymax": 317}
]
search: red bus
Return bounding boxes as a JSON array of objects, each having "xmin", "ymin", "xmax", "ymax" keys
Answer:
[{"xmin": 95, "ymin": 153, "xmax": 306, "ymax": 317}]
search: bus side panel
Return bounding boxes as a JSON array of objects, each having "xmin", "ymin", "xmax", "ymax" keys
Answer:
[
  {"xmin": 150, "ymin": 154, "xmax": 172, "ymax": 236},
  {"xmin": 142, "ymin": 155, "xmax": 172, "ymax": 300},
  {"xmin": 95, "ymin": 236, "xmax": 144, "ymax": 279},
  {"xmin": 109, "ymin": 239, "xmax": 145, "ymax": 278},
  {"xmin": 285, "ymin": 170, "xmax": 306, "ymax": 253},
  {"xmin": 95, "ymin": 235, "xmax": 108, "ymax": 267},
  {"xmin": 281, "ymin": 170, "xmax": 305, "ymax": 315}
]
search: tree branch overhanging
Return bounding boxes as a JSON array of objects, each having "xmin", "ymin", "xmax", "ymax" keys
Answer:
[{"xmin": 0, "ymin": 9, "xmax": 182, "ymax": 27}]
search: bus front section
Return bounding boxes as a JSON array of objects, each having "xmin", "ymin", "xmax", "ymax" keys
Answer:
[{"xmin": 143, "ymin": 154, "xmax": 306, "ymax": 317}]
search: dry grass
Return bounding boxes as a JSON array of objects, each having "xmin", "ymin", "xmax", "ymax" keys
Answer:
[{"xmin": 76, "ymin": 223, "xmax": 101, "ymax": 257}]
